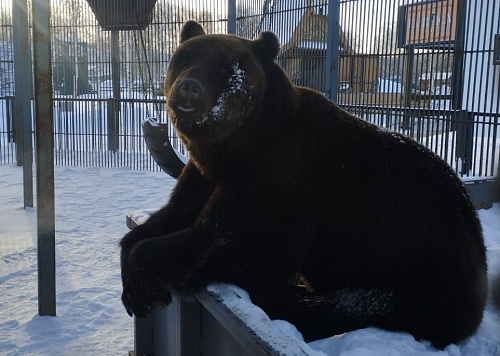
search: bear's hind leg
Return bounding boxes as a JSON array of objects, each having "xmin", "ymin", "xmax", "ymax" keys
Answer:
[
  {"xmin": 255, "ymin": 278, "xmax": 486, "ymax": 348},
  {"xmin": 252, "ymin": 284, "xmax": 400, "ymax": 342}
]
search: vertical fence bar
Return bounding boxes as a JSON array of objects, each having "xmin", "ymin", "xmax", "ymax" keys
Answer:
[
  {"xmin": 12, "ymin": 0, "xmax": 34, "ymax": 208},
  {"xmin": 325, "ymin": 0, "xmax": 340, "ymax": 102},
  {"xmin": 32, "ymin": 0, "xmax": 56, "ymax": 317}
]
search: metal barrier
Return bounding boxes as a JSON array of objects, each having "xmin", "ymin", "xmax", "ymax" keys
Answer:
[
  {"xmin": 0, "ymin": 0, "xmax": 498, "ymax": 177},
  {"xmin": 0, "ymin": 97, "xmax": 16, "ymax": 164},
  {"xmin": 126, "ymin": 211, "xmax": 315, "ymax": 356}
]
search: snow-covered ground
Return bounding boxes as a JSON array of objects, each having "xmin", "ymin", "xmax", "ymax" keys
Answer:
[{"xmin": 0, "ymin": 164, "xmax": 499, "ymax": 355}]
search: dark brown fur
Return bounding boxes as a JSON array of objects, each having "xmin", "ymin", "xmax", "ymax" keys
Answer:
[{"xmin": 120, "ymin": 21, "xmax": 487, "ymax": 348}]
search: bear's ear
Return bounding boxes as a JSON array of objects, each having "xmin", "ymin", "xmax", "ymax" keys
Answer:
[
  {"xmin": 179, "ymin": 20, "xmax": 206, "ymax": 44},
  {"xmin": 252, "ymin": 31, "xmax": 280, "ymax": 61}
]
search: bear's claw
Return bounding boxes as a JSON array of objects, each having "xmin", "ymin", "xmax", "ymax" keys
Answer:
[{"xmin": 121, "ymin": 291, "xmax": 134, "ymax": 317}]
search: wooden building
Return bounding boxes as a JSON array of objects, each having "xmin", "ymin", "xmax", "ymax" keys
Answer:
[{"xmin": 278, "ymin": 2, "xmax": 378, "ymax": 94}]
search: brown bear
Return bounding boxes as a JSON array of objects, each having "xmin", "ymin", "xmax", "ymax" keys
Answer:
[{"xmin": 120, "ymin": 20, "xmax": 488, "ymax": 349}]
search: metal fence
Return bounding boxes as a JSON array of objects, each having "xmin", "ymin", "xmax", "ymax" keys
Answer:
[{"xmin": 0, "ymin": 0, "xmax": 499, "ymax": 178}]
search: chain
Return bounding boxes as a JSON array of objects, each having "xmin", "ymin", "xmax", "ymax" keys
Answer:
[
  {"xmin": 268, "ymin": 0, "xmax": 276, "ymax": 31},
  {"xmin": 254, "ymin": 0, "xmax": 276, "ymax": 38},
  {"xmin": 132, "ymin": 30, "xmax": 161, "ymax": 120},
  {"xmin": 138, "ymin": 29, "xmax": 161, "ymax": 119},
  {"xmin": 132, "ymin": 30, "xmax": 151, "ymax": 118}
]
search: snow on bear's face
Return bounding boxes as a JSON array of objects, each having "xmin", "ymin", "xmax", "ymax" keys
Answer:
[{"xmin": 164, "ymin": 21, "xmax": 279, "ymax": 145}]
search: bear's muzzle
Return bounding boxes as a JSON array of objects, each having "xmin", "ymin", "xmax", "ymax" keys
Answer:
[{"xmin": 173, "ymin": 78, "xmax": 205, "ymax": 113}]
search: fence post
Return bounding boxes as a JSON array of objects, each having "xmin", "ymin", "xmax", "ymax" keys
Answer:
[
  {"xmin": 107, "ymin": 98, "xmax": 119, "ymax": 152},
  {"xmin": 451, "ymin": 0, "xmax": 467, "ymax": 111},
  {"xmin": 325, "ymin": 0, "xmax": 340, "ymax": 102},
  {"xmin": 108, "ymin": 30, "xmax": 121, "ymax": 152},
  {"xmin": 6, "ymin": 96, "xmax": 14, "ymax": 142},
  {"xmin": 32, "ymin": 0, "xmax": 56, "ymax": 317},
  {"xmin": 455, "ymin": 110, "xmax": 474, "ymax": 175},
  {"xmin": 227, "ymin": 0, "xmax": 236, "ymax": 35},
  {"xmin": 401, "ymin": 45, "xmax": 415, "ymax": 131},
  {"xmin": 12, "ymin": 0, "xmax": 34, "ymax": 207}
]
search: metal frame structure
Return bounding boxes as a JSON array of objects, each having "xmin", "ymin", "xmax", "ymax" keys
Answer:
[{"xmin": 0, "ymin": 0, "xmax": 498, "ymax": 179}]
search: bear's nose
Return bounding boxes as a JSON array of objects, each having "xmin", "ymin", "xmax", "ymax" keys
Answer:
[{"xmin": 176, "ymin": 78, "xmax": 204, "ymax": 100}]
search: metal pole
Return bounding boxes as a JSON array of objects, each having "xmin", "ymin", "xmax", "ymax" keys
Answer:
[
  {"xmin": 111, "ymin": 31, "xmax": 121, "ymax": 100},
  {"xmin": 12, "ymin": 0, "xmax": 34, "ymax": 208},
  {"xmin": 108, "ymin": 30, "xmax": 120, "ymax": 152},
  {"xmin": 325, "ymin": 0, "xmax": 340, "ymax": 101},
  {"xmin": 402, "ymin": 45, "xmax": 415, "ymax": 131},
  {"xmin": 32, "ymin": 0, "xmax": 56, "ymax": 316},
  {"xmin": 227, "ymin": 0, "xmax": 237, "ymax": 35},
  {"xmin": 72, "ymin": 0, "xmax": 79, "ymax": 98},
  {"xmin": 451, "ymin": 0, "xmax": 467, "ymax": 111}
]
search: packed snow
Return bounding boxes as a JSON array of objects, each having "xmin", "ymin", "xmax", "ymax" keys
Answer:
[
  {"xmin": 0, "ymin": 164, "xmax": 499, "ymax": 355},
  {"xmin": 210, "ymin": 62, "xmax": 246, "ymax": 118}
]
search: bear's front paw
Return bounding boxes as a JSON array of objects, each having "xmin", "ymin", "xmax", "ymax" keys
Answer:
[
  {"xmin": 122, "ymin": 276, "xmax": 171, "ymax": 318},
  {"xmin": 122, "ymin": 244, "xmax": 172, "ymax": 318}
]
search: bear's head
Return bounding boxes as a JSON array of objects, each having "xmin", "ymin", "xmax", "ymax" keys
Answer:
[{"xmin": 164, "ymin": 21, "xmax": 281, "ymax": 145}]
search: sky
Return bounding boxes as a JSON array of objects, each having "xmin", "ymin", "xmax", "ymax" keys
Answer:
[{"xmin": 0, "ymin": 163, "xmax": 499, "ymax": 355}]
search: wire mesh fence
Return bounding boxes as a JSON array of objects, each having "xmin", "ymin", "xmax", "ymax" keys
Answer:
[{"xmin": 0, "ymin": 0, "xmax": 499, "ymax": 178}]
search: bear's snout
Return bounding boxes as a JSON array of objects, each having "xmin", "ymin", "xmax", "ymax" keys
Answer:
[
  {"xmin": 177, "ymin": 78, "xmax": 204, "ymax": 99},
  {"xmin": 174, "ymin": 78, "xmax": 205, "ymax": 113}
]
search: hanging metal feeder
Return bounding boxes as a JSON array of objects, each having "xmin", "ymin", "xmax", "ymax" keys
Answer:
[{"xmin": 86, "ymin": 0, "xmax": 157, "ymax": 31}]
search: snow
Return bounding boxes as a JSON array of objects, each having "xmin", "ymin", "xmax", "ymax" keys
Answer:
[
  {"xmin": 210, "ymin": 62, "xmax": 246, "ymax": 119},
  {"xmin": 0, "ymin": 164, "xmax": 499, "ymax": 355},
  {"xmin": 204, "ymin": 283, "xmax": 322, "ymax": 355}
]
